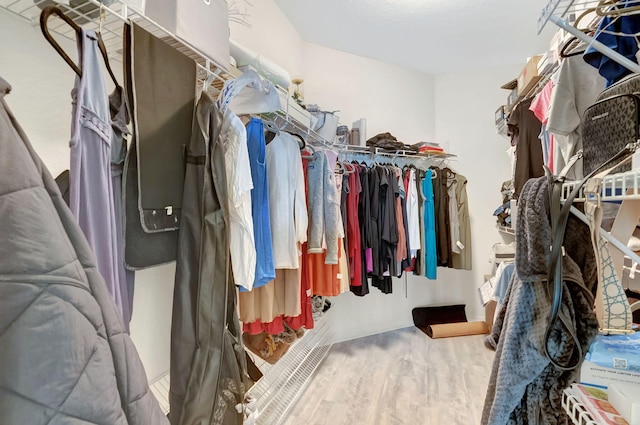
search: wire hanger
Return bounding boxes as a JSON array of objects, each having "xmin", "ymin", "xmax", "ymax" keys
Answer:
[{"xmin": 40, "ymin": 6, "xmax": 83, "ymax": 76}]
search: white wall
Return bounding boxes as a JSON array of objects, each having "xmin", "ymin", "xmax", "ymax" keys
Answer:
[
  {"xmin": 434, "ymin": 65, "xmax": 523, "ymax": 321},
  {"xmin": 302, "ymin": 43, "xmax": 435, "ymax": 141},
  {"xmin": 229, "ymin": 0, "xmax": 306, "ymax": 80}
]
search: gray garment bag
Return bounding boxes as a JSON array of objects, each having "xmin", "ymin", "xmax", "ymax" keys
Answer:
[
  {"xmin": 169, "ymin": 92, "xmax": 249, "ymax": 425},
  {"xmin": 122, "ymin": 23, "xmax": 194, "ymax": 269}
]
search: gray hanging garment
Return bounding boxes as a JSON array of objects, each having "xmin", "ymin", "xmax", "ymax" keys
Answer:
[
  {"xmin": 169, "ymin": 92, "xmax": 249, "ymax": 425},
  {"xmin": 0, "ymin": 75, "xmax": 168, "ymax": 424},
  {"xmin": 131, "ymin": 22, "xmax": 196, "ymax": 233},
  {"xmin": 122, "ymin": 23, "xmax": 179, "ymax": 269}
]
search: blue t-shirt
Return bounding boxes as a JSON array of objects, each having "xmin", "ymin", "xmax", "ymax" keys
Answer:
[{"xmin": 584, "ymin": 2, "xmax": 640, "ymax": 86}]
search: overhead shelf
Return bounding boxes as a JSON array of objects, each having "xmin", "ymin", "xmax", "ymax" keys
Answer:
[
  {"xmin": 0, "ymin": 0, "xmax": 241, "ymax": 92},
  {"xmin": 537, "ymin": 0, "xmax": 640, "ymax": 73}
]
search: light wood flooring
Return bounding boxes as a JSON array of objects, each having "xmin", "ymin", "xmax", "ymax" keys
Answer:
[{"xmin": 282, "ymin": 326, "xmax": 495, "ymax": 425}]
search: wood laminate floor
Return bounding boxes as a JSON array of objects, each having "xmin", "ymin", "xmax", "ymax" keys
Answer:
[{"xmin": 282, "ymin": 326, "xmax": 495, "ymax": 425}]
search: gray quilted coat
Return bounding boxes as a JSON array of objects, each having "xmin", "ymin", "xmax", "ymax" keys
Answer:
[{"xmin": 0, "ymin": 77, "xmax": 168, "ymax": 424}]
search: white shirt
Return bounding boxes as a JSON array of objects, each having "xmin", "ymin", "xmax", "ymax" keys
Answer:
[
  {"xmin": 222, "ymin": 110, "xmax": 256, "ymax": 290},
  {"xmin": 267, "ymin": 132, "xmax": 308, "ymax": 268},
  {"xmin": 406, "ymin": 169, "xmax": 421, "ymax": 257}
]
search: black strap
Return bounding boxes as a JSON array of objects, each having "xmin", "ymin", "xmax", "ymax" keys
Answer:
[{"xmin": 544, "ymin": 142, "xmax": 638, "ymax": 370}]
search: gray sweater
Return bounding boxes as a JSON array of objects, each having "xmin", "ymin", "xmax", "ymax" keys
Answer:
[
  {"xmin": 482, "ymin": 176, "xmax": 599, "ymax": 425},
  {"xmin": 306, "ymin": 151, "xmax": 340, "ymax": 264}
]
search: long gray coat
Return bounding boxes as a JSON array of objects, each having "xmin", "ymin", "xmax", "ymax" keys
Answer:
[{"xmin": 0, "ymin": 77, "xmax": 168, "ymax": 424}]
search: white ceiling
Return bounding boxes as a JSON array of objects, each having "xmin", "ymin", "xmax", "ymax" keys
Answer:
[{"xmin": 274, "ymin": 0, "xmax": 556, "ymax": 75}]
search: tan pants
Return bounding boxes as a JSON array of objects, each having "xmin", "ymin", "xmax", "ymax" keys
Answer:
[{"xmin": 239, "ymin": 266, "xmax": 302, "ymax": 323}]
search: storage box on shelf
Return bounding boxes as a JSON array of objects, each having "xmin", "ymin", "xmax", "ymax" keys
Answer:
[
  {"xmin": 517, "ymin": 55, "xmax": 543, "ymax": 96},
  {"xmin": 581, "ymin": 360, "xmax": 640, "ymax": 389},
  {"xmin": 145, "ymin": 0, "xmax": 230, "ymax": 70}
]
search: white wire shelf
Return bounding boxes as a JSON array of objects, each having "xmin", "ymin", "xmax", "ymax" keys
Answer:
[
  {"xmin": 538, "ymin": 0, "xmax": 640, "ymax": 73},
  {"xmin": 563, "ymin": 388, "xmax": 599, "ymax": 425},
  {"xmin": 339, "ymin": 145, "xmax": 457, "ymax": 168},
  {"xmin": 538, "ymin": 0, "xmax": 601, "ymax": 34},
  {"xmin": 561, "ymin": 169, "xmax": 640, "ymax": 202},
  {"xmin": 247, "ymin": 315, "xmax": 334, "ymax": 425},
  {"xmin": 0, "ymin": 0, "xmax": 241, "ymax": 93},
  {"xmin": 498, "ymin": 225, "xmax": 516, "ymax": 236}
]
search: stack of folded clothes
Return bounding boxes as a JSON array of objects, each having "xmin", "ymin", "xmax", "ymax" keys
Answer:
[
  {"xmin": 366, "ymin": 132, "xmax": 418, "ymax": 152},
  {"xmin": 412, "ymin": 141, "xmax": 446, "ymax": 155}
]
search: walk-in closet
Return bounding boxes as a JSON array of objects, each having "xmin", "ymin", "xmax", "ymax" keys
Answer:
[{"xmin": 1, "ymin": 1, "xmax": 639, "ymax": 424}]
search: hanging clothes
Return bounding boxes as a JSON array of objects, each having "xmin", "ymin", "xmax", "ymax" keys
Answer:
[
  {"xmin": 352, "ymin": 165, "xmax": 371, "ymax": 296},
  {"xmin": 433, "ymin": 167, "xmax": 452, "ymax": 267},
  {"xmin": 220, "ymin": 101, "xmax": 256, "ymax": 290},
  {"xmin": 307, "ymin": 151, "xmax": 340, "ymax": 264},
  {"xmin": 239, "ymin": 130, "xmax": 307, "ymax": 325},
  {"xmin": 422, "ymin": 169, "xmax": 437, "ymax": 280},
  {"xmin": 69, "ymin": 29, "xmax": 128, "ymax": 324},
  {"xmin": 169, "ymin": 93, "xmax": 248, "ymax": 425},
  {"xmin": 451, "ymin": 173, "xmax": 472, "ymax": 270},
  {"xmin": 346, "ymin": 165, "xmax": 363, "ymax": 287},
  {"xmin": 268, "ymin": 131, "xmax": 308, "ymax": 268},
  {"xmin": 405, "ymin": 168, "xmax": 421, "ymax": 266},
  {"xmin": 394, "ymin": 167, "xmax": 408, "ymax": 273},
  {"xmin": 447, "ymin": 170, "xmax": 462, "ymax": 255},
  {"xmin": 509, "ymin": 98, "xmax": 544, "ymax": 196},
  {"xmin": 0, "ymin": 75, "xmax": 168, "ymax": 424},
  {"xmin": 414, "ymin": 169, "xmax": 425, "ymax": 276},
  {"xmin": 372, "ymin": 166, "xmax": 397, "ymax": 294},
  {"xmin": 110, "ymin": 86, "xmax": 135, "ymax": 329},
  {"xmin": 245, "ymin": 118, "xmax": 276, "ymax": 289}
]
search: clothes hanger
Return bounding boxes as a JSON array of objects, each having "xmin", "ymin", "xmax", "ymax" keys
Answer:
[
  {"xmin": 201, "ymin": 69, "xmax": 219, "ymax": 96},
  {"xmin": 40, "ymin": 6, "xmax": 83, "ymax": 77},
  {"xmin": 301, "ymin": 143, "xmax": 315, "ymax": 160},
  {"xmin": 96, "ymin": 4, "xmax": 119, "ymax": 88},
  {"xmin": 596, "ymin": 0, "xmax": 640, "ymax": 17}
]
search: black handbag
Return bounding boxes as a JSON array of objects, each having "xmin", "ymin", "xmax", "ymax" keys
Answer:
[
  {"xmin": 582, "ymin": 93, "xmax": 640, "ymax": 176},
  {"xmin": 544, "ymin": 143, "xmax": 638, "ymax": 370}
]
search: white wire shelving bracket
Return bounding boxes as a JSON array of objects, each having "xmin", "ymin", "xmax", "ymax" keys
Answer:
[
  {"xmin": 538, "ymin": 0, "xmax": 640, "ymax": 73},
  {"xmin": 561, "ymin": 168, "xmax": 640, "ymax": 282},
  {"xmin": 338, "ymin": 145, "xmax": 456, "ymax": 169},
  {"xmin": 0, "ymin": 0, "xmax": 241, "ymax": 92},
  {"xmin": 562, "ymin": 388, "xmax": 598, "ymax": 425}
]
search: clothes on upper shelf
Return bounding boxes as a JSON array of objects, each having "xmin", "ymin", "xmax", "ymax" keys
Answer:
[
  {"xmin": 584, "ymin": 1, "xmax": 640, "ymax": 87},
  {"xmin": 0, "ymin": 75, "xmax": 168, "ymax": 425}
]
